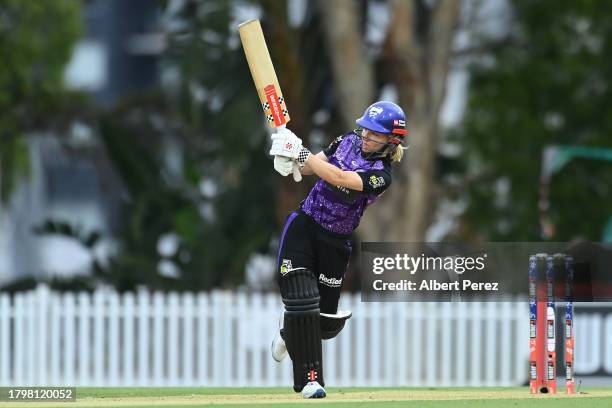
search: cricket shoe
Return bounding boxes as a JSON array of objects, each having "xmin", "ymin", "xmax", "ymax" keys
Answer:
[
  {"xmin": 302, "ymin": 381, "xmax": 326, "ymax": 399},
  {"xmin": 271, "ymin": 311, "xmax": 287, "ymax": 362}
]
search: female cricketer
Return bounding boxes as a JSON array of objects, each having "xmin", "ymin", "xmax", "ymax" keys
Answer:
[{"xmin": 267, "ymin": 101, "xmax": 407, "ymax": 398}]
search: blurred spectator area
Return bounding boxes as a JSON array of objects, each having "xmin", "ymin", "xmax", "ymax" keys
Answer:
[
  {"xmin": 0, "ymin": 0, "xmax": 163, "ymax": 286},
  {"xmin": 65, "ymin": 0, "xmax": 162, "ymax": 104}
]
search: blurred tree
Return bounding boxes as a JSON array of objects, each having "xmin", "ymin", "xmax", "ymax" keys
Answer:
[
  {"xmin": 163, "ymin": 0, "xmax": 461, "ymax": 253},
  {"xmin": 452, "ymin": 0, "xmax": 612, "ymax": 241},
  {"xmin": 316, "ymin": 0, "xmax": 375, "ymax": 128},
  {"xmin": 154, "ymin": 0, "xmax": 281, "ymax": 288},
  {"xmin": 317, "ymin": 0, "xmax": 460, "ymax": 242},
  {"xmin": 0, "ymin": 0, "xmax": 81, "ymax": 202},
  {"xmin": 96, "ymin": 97, "xmax": 227, "ymax": 291},
  {"xmin": 257, "ymin": 0, "xmax": 314, "ymax": 224}
]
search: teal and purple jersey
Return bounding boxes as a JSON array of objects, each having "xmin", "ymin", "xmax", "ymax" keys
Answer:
[{"xmin": 300, "ymin": 132, "xmax": 392, "ymax": 235}]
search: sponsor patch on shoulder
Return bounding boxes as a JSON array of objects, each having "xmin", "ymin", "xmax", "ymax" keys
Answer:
[{"xmin": 368, "ymin": 175, "xmax": 386, "ymax": 188}]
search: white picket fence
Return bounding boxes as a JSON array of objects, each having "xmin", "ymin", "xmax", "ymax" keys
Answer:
[{"xmin": 0, "ymin": 285, "xmax": 530, "ymax": 387}]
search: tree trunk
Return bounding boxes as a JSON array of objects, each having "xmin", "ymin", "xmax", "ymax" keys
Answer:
[
  {"xmin": 259, "ymin": 0, "xmax": 311, "ymax": 227},
  {"xmin": 316, "ymin": 0, "xmax": 375, "ymax": 128},
  {"xmin": 361, "ymin": 0, "xmax": 460, "ymax": 242}
]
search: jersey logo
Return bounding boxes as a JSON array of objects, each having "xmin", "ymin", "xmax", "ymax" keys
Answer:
[
  {"xmin": 369, "ymin": 175, "xmax": 386, "ymax": 188},
  {"xmin": 319, "ymin": 273, "xmax": 342, "ymax": 287},
  {"xmin": 280, "ymin": 259, "xmax": 293, "ymax": 275},
  {"xmin": 368, "ymin": 106, "xmax": 384, "ymax": 118}
]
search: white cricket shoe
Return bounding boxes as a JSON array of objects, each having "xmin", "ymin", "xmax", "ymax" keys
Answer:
[
  {"xmin": 302, "ymin": 381, "xmax": 326, "ymax": 399},
  {"xmin": 271, "ymin": 311, "xmax": 287, "ymax": 362}
]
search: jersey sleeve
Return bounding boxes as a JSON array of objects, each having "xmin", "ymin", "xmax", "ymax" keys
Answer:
[
  {"xmin": 357, "ymin": 166, "xmax": 392, "ymax": 195},
  {"xmin": 323, "ymin": 135, "xmax": 345, "ymax": 157}
]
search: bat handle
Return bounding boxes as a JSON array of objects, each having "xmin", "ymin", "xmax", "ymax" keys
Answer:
[
  {"xmin": 276, "ymin": 124, "xmax": 302, "ymax": 182},
  {"xmin": 292, "ymin": 165, "xmax": 302, "ymax": 182}
]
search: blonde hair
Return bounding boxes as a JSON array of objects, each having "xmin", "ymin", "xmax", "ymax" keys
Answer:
[{"xmin": 390, "ymin": 145, "xmax": 406, "ymax": 162}]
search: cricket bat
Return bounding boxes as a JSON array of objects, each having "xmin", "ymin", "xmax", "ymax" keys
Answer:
[{"xmin": 238, "ymin": 19, "xmax": 301, "ymax": 181}]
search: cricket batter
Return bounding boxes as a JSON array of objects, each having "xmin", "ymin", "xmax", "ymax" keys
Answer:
[{"xmin": 268, "ymin": 101, "xmax": 408, "ymax": 398}]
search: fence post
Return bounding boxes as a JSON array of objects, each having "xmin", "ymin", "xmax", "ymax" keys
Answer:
[
  {"xmin": 137, "ymin": 289, "xmax": 150, "ymax": 386},
  {"xmin": 25, "ymin": 290, "xmax": 35, "ymax": 386},
  {"xmin": 63, "ymin": 293, "xmax": 76, "ymax": 386},
  {"xmin": 152, "ymin": 291, "xmax": 165, "ymax": 386},
  {"xmin": 236, "ymin": 292, "xmax": 247, "ymax": 386},
  {"xmin": 167, "ymin": 292, "xmax": 179, "ymax": 386},
  {"xmin": 411, "ymin": 302, "xmax": 423, "ymax": 386},
  {"xmin": 92, "ymin": 289, "xmax": 105, "ymax": 385},
  {"xmin": 108, "ymin": 291, "xmax": 119, "ymax": 386},
  {"xmin": 13, "ymin": 293, "xmax": 23, "ymax": 385},
  {"xmin": 469, "ymin": 302, "xmax": 483, "ymax": 386},
  {"xmin": 396, "ymin": 302, "xmax": 407, "ymax": 386},
  {"xmin": 440, "ymin": 302, "xmax": 452, "ymax": 386},
  {"xmin": 182, "ymin": 292, "xmax": 194, "ymax": 386},
  {"xmin": 425, "ymin": 302, "xmax": 437, "ymax": 385},
  {"xmin": 456, "ymin": 301, "xmax": 468, "ymax": 386},
  {"xmin": 514, "ymin": 300, "xmax": 529, "ymax": 385},
  {"xmin": 197, "ymin": 292, "xmax": 209, "ymax": 386},
  {"xmin": 78, "ymin": 292, "xmax": 90, "ymax": 385},
  {"xmin": 0, "ymin": 293, "xmax": 9, "ymax": 385},
  {"xmin": 123, "ymin": 292, "xmax": 135, "ymax": 386},
  {"xmin": 500, "ymin": 301, "xmax": 512, "ymax": 385}
]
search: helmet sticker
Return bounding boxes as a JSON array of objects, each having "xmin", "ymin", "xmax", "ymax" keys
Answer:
[{"xmin": 368, "ymin": 106, "xmax": 384, "ymax": 118}]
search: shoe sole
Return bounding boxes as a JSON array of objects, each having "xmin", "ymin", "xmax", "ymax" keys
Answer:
[{"xmin": 304, "ymin": 389, "xmax": 326, "ymax": 399}]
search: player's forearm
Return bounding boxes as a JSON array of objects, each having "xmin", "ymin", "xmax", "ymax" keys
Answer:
[{"xmin": 305, "ymin": 154, "xmax": 349, "ymax": 186}]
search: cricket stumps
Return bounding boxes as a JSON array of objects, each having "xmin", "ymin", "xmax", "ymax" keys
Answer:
[{"xmin": 529, "ymin": 253, "xmax": 575, "ymax": 395}]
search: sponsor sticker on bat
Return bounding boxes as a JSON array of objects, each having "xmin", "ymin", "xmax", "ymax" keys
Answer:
[{"xmin": 264, "ymin": 85, "xmax": 286, "ymax": 127}]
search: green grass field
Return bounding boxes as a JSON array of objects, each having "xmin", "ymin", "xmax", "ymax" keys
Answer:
[{"xmin": 2, "ymin": 387, "xmax": 612, "ymax": 407}]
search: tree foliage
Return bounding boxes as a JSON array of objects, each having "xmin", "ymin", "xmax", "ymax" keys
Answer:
[
  {"xmin": 453, "ymin": 0, "xmax": 612, "ymax": 241},
  {"xmin": 86, "ymin": 1, "xmax": 281, "ymax": 290},
  {"xmin": 0, "ymin": 0, "xmax": 82, "ymax": 201}
]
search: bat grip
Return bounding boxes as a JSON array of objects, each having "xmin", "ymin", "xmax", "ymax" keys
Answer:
[
  {"xmin": 277, "ymin": 124, "xmax": 302, "ymax": 182},
  {"xmin": 292, "ymin": 165, "xmax": 302, "ymax": 182}
]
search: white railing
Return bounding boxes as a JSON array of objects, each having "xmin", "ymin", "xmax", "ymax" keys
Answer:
[{"xmin": 0, "ymin": 285, "xmax": 530, "ymax": 387}]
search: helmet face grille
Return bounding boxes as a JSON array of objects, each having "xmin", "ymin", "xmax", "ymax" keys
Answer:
[{"xmin": 353, "ymin": 128, "xmax": 398, "ymax": 161}]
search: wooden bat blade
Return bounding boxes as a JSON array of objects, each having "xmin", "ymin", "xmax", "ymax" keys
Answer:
[{"xmin": 239, "ymin": 19, "xmax": 290, "ymax": 128}]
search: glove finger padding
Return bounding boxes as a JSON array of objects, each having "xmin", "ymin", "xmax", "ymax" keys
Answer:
[{"xmin": 273, "ymin": 155, "xmax": 294, "ymax": 177}]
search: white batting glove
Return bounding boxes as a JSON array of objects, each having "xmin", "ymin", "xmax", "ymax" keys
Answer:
[
  {"xmin": 269, "ymin": 128, "xmax": 302, "ymax": 157},
  {"xmin": 273, "ymin": 156, "xmax": 293, "ymax": 177},
  {"xmin": 269, "ymin": 128, "xmax": 311, "ymax": 166},
  {"xmin": 273, "ymin": 156, "xmax": 302, "ymax": 182}
]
